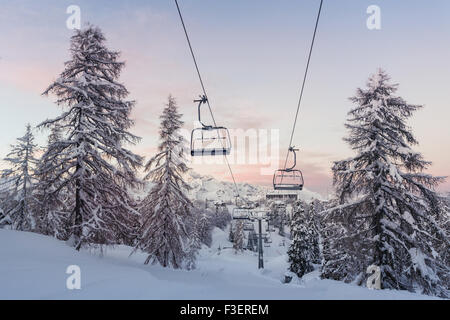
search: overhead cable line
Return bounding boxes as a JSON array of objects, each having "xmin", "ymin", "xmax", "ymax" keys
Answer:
[
  {"xmin": 174, "ymin": 0, "xmax": 241, "ymax": 199},
  {"xmin": 282, "ymin": 0, "xmax": 323, "ymax": 172}
]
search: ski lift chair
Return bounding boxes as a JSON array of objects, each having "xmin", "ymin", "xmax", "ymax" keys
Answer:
[
  {"xmin": 232, "ymin": 207, "xmax": 251, "ymax": 220},
  {"xmin": 244, "ymin": 222, "xmax": 255, "ymax": 231},
  {"xmin": 264, "ymin": 236, "xmax": 271, "ymax": 247},
  {"xmin": 190, "ymin": 95, "xmax": 232, "ymax": 156},
  {"xmin": 273, "ymin": 147, "xmax": 304, "ymax": 191}
]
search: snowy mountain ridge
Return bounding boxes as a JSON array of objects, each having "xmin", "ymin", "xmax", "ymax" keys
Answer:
[
  {"xmin": 132, "ymin": 171, "xmax": 323, "ymax": 204},
  {"xmin": 184, "ymin": 171, "xmax": 323, "ymax": 203}
]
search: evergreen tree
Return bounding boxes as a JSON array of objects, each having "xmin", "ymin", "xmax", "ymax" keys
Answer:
[
  {"xmin": 134, "ymin": 96, "xmax": 193, "ymax": 268},
  {"xmin": 270, "ymin": 202, "xmax": 288, "ymax": 237},
  {"xmin": 228, "ymin": 223, "xmax": 235, "ymax": 242},
  {"xmin": 212, "ymin": 204, "xmax": 231, "ymax": 230},
  {"xmin": 320, "ymin": 198, "xmax": 360, "ymax": 283},
  {"xmin": 40, "ymin": 26, "xmax": 143, "ymax": 249},
  {"xmin": 322, "ymin": 69, "xmax": 449, "ymax": 298},
  {"xmin": 185, "ymin": 214, "xmax": 202, "ymax": 270},
  {"xmin": 436, "ymin": 196, "xmax": 450, "ymax": 283},
  {"xmin": 278, "ymin": 211, "xmax": 286, "ymax": 237},
  {"xmin": 307, "ymin": 199, "xmax": 323, "ymax": 264},
  {"xmin": 34, "ymin": 126, "xmax": 71, "ymax": 238},
  {"xmin": 233, "ymin": 220, "xmax": 244, "ymax": 253},
  {"xmin": 0, "ymin": 124, "xmax": 38, "ymax": 231},
  {"xmin": 196, "ymin": 210, "xmax": 213, "ymax": 247},
  {"xmin": 287, "ymin": 201, "xmax": 315, "ymax": 278}
]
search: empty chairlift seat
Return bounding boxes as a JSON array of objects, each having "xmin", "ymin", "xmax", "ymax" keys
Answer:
[
  {"xmin": 232, "ymin": 207, "xmax": 252, "ymax": 220},
  {"xmin": 273, "ymin": 147, "xmax": 304, "ymax": 191},
  {"xmin": 191, "ymin": 126, "xmax": 231, "ymax": 156},
  {"xmin": 190, "ymin": 95, "xmax": 232, "ymax": 157},
  {"xmin": 244, "ymin": 222, "xmax": 255, "ymax": 231},
  {"xmin": 273, "ymin": 169, "xmax": 304, "ymax": 191}
]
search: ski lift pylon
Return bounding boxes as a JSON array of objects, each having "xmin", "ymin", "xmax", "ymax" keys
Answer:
[
  {"xmin": 190, "ymin": 95, "xmax": 232, "ymax": 157},
  {"xmin": 273, "ymin": 147, "xmax": 304, "ymax": 191}
]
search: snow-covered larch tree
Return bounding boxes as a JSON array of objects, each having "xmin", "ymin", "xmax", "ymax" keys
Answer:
[
  {"xmin": 133, "ymin": 95, "xmax": 193, "ymax": 268},
  {"xmin": 287, "ymin": 201, "xmax": 315, "ymax": 278},
  {"xmin": 322, "ymin": 69, "xmax": 449, "ymax": 298},
  {"xmin": 0, "ymin": 124, "xmax": 38, "ymax": 231},
  {"xmin": 40, "ymin": 25, "xmax": 143, "ymax": 249}
]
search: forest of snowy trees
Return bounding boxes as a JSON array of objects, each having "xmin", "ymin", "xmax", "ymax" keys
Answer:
[
  {"xmin": 0, "ymin": 26, "xmax": 222, "ymax": 270},
  {"xmin": 0, "ymin": 25, "xmax": 448, "ymax": 298}
]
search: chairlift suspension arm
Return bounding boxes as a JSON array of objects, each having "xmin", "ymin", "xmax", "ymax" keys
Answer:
[
  {"xmin": 286, "ymin": 147, "xmax": 299, "ymax": 171},
  {"xmin": 195, "ymin": 95, "xmax": 210, "ymax": 128}
]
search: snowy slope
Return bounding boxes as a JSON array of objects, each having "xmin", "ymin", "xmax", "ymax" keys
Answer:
[{"xmin": 0, "ymin": 229, "xmax": 437, "ymax": 300}]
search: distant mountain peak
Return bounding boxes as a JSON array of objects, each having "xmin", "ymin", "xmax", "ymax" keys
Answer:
[{"xmin": 185, "ymin": 170, "xmax": 323, "ymax": 203}]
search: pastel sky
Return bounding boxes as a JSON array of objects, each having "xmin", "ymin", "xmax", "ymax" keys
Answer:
[{"xmin": 1, "ymin": 0, "xmax": 449, "ymax": 196}]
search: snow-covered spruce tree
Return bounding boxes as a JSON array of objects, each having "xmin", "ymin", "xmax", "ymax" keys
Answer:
[
  {"xmin": 134, "ymin": 96, "xmax": 193, "ymax": 268},
  {"xmin": 278, "ymin": 220, "xmax": 285, "ymax": 237},
  {"xmin": 278, "ymin": 208, "xmax": 288, "ymax": 237},
  {"xmin": 287, "ymin": 201, "xmax": 315, "ymax": 278},
  {"xmin": 322, "ymin": 69, "xmax": 449, "ymax": 298},
  {"xmin": 40, "ymin": 26, "xmax": 143, "ymax": 249},
  {"xmin": 195, "ymin": 209, "xmax": 213, "ymax": 247},
  {"xmin": 212, "ymin": 205, "xmax": 231, "ymax": 230},
  {"xmin": 435, "ymin": 196, "xmax": 450, "ymax": 284},
  {"xmin": 270, "ymin": 202, "xmax": 288, "ymax": 237},
  {"xmin": 0, "ymin": 124, "xmax": 38, "ymax": 231},
  {"xmin": 34, "ymin": 125, "xmax": 71, "ymax": 238},
  {"xmin": 267, "ymin": 203, "xmax": 277, "ymax": 225},
  {"xmin": 185, "ymin": 214, "xmax": 202, "ymax": 270},
  {"xmin": 320, "ymin": 198, "xmax": 363, "ymax": 283},
  {"xmin": 307, "ymin": 199, "xmax": 323, "ymax": 264},
  {"xmin": 228, "ymin": 223, "xmax": 235, "ymax": 242},
  {"xmin": 233, "ymin": 220, "xmax": 244, "ymax": 253}
]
